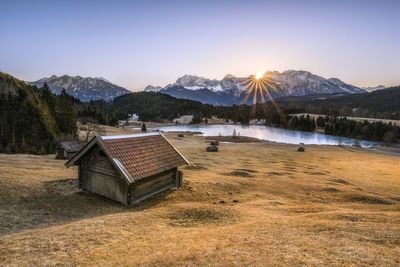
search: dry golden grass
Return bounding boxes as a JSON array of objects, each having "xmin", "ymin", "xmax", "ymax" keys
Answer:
[{"xmin": 1, "ymin": 134, "xmax": 400, "ymax": 266}]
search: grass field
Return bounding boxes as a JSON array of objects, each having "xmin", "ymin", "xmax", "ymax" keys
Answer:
[{"xmin": 1, "ymin": 133, "xmax": 399, "ymax": 266}]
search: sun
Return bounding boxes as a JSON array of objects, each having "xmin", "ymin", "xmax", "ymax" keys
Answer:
[{"xmin": 255, "ymin": 71, "xmax": 264, "ymax": 80}]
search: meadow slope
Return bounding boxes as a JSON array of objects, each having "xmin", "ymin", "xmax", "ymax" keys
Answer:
[{"xmin": 0, "ymin": 134, "xmax": 399, "ymax": 266}]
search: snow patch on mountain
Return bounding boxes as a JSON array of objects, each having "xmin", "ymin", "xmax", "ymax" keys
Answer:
[
  {"xmin": 144, "ymin": 85, "xmax": 163, "ymax": 92},
  {"xmin": 362, "ymin": 85, "xmax": 386, "ymax": 92}
]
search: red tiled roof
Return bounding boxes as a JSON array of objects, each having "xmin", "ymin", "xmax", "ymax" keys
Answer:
[
  {"xmin": 100, "ymin": 133, "xmax": 187, "ymax": 181},
  {"xmin": 66, "ymin": 132, "xmax": 188, "ymax": 183}
]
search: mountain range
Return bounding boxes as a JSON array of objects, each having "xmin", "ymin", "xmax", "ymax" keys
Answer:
[
  {"xmin": 30, "ymin": 75, "xmax": 131, "ymax": 102},
  {"xmin": 145, "ymin": 70, "xmax": 365, "ymax": 105},
  {"xmin": 29, "ymin": 70, "xmax": 366, "ymax": 105}
]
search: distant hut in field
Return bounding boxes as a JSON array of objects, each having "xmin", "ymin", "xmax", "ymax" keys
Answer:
[
  {"xmin": 206, "ymin": 145, "xmax": 218, "ymax": 152},
  {"xmin": 128, "ymin": 113, "xmax": 139, "ymax": 122},
  {"xmin": 210, "ymin": 141, "xmax": 219, "ymax": 146},
  {"xmin": 55, "ymin": 141, "xmax": 84, "ymax": 160},
  {"xmin": 65, "ymin": 133, "xmax": 189, "ymax": 205},
  {"xmin": 174, "ymin": 115, "xmax": 194, "ymax": 125}
]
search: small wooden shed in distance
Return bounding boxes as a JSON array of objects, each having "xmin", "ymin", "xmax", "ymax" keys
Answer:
[
  {"xmin": 65, "ymin": 132, "xmax": 189, "ymax": 205},
  {"xmin": 56, "ymin": 141, "xmax": 84, "ymax": 160}
]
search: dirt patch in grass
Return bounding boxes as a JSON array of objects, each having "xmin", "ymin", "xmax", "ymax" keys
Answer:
[
  {"xmin": 345, "ymin": 194, "xmax": 393, "ymax": 205},
  {"xmin": 286, "ymin": 207, "xmax": 326, "ymax": 214},
  {"xmin": 269, "ymin": 201, "xmax": 284, "ymax": 206},
  {"xmin": 335, "ymin": 214, "xmax": 363, "ymax": 222},
  {"xmin": 330, "ymin": 178, "xmax": 351, "ymax": 185},
  {"xmin": 236, "ymin": 168, "xmax": 258, "ymax": 173},
  {"xmin": 389, "ymin": 196, "xmax": 400, "ymax": 202},
  {"xmin": 329, "ymin": 213, "xmax": 395, "ymax": 224},
  {"xmin": 321, "ymin": 187, "xmax": 340, "ymax": 193},
  {"xmin": 225, "ymin": 170, "xmax": 255, "ymax": 178},
  {"xmin": 333, "ymin": 214, "xmax": 387, "ymax": 223},
  {"xmin": 214, "ymin": 182, "xmax": 243, "ymax": 195},
  {"xmin": 168, "ymin": 207, "xmax": 237, "ymax": 227},
  {"xmin": 307, "ymin": 171, "xmax": 328, "ymax": 176},
  {"xmin": 267, "ymin": 171, "xmax": 287, "ymax": 176},
  {"xmin": 284, "ymin": 166, "xmax": 297, "ymax": 172}
]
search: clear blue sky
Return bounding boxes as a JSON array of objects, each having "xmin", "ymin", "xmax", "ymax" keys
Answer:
[{"xmin": 1, "ymin": 0, "xmax": 399, "ymax": 90}]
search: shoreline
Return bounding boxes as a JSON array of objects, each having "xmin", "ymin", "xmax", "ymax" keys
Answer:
[
  {"xmin": 163, "ymin": 132, "xmax": 400, "ymax": 156},
  {"xmin": 152, "ymin": 124, "xmax": 382, "ymax": 148}
]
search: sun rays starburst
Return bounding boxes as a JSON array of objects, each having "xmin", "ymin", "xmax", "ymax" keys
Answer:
[{"xmin": 238, "ymin": 72, "xmax": 286, "ymax": 120}]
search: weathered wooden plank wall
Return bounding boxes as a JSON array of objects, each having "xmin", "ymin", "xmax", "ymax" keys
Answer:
[
  {"xmin": 132, "ymin": 169, "xmax": 176, "ymax": 199},
  {"xmin": 80, "ymin": 146, "xmax": 128, "ymax": 205}
]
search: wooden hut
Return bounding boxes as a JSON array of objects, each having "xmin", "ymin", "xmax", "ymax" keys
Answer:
[
  {"xmin": 55, "ymin": 141, "xmax": 84, "ymax": 160},
  {"xmin": 65, "ymin": 132, "xmax": 189, "ymax": 205},
  {"xmin": 206, "ymin": 145, "xmax": 218, "ymax": 152}
]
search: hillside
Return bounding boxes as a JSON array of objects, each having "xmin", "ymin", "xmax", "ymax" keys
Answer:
[
  {"xmin": 1, "ymin": 134, "xmax": 399, "ymax": 265},
  {"xmin": 111, "ymin": 92, "xmax": 215, "ymax": 121},
  {"xmin": 0, "ymin": 72, "xmax": 77, "ymax": 153},
  {"xmin": 281, "ymin": 86, "xmax": 400, "ymax": 120}
]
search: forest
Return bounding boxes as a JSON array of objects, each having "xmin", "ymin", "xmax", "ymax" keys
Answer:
[
  {"xmin": 0, "ymin": 72, "xmax": 77, "ymax": 154},
  {"xmin": 280, "ymin": 86, "xmax": 400, "ymax": 120}
]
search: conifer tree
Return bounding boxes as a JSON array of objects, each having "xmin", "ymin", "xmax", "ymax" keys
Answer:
[{"xmin": 141, "ymin": 123, "xmax": 147, "ymax": 132}]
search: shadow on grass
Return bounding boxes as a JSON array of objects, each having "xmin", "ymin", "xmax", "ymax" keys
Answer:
[{"xmin": 0, "ymin": 178, "xmax": 173, "ymax": 236}]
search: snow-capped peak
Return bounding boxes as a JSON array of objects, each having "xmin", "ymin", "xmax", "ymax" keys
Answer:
[
  {"xmin": 144, "ymin": 85, "xmax": 163, "ymax": 92},
  {"xmin": 175, "ymin": 75, "xmax": 223, "ymax": 92},
  {"xmin": 223, "ymin": 74, "xmax": 237, "ymax": 79}
]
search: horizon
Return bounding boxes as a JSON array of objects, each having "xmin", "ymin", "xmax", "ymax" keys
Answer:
[{"xmin": 2, "ymin": 0, "xmax": 400, "ymax": 90}]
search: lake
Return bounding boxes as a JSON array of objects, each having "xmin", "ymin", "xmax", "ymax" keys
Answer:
[{"xmin": 155, "ymin": 124, "xmax": 378, "ymax": 148}]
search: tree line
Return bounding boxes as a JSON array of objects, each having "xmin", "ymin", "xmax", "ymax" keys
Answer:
[{"xmin": 318, "ymin": 115, "xmax": 399, "ymax": 144}]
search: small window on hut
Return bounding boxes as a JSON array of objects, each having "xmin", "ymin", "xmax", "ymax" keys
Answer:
[{"xmin": 99, "ymin": 150, "xmax": 107, "ymax": 158}]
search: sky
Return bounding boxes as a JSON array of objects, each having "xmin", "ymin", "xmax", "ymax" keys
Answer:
[{"xmin": 1, "ymin": 0, "xmax": 400, "ymax": 91}]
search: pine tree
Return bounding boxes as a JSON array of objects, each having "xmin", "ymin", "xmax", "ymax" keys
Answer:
[{"xmin": 141, "ymin": 123, "xmax": 147, "ymax": 132}]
